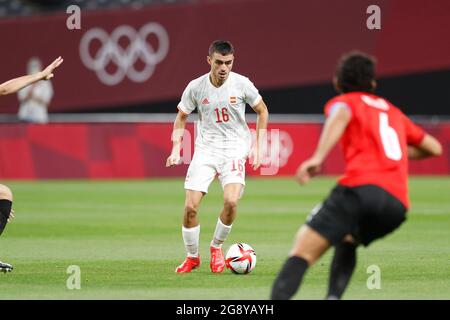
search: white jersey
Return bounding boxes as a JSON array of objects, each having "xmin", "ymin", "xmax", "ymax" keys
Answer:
[{"xmin": 178, "ymin": 72, "xmax": 262, "ymax": 158}]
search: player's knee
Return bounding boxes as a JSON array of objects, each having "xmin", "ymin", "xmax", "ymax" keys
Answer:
[
  {"xmin": 289, "ymin": 227, "xmax": 328, "ymax": 266},
  {"xmin": 289, "ymin": 252, "xmax": 316, "ymax": 266},
  {"xmin": 0, "ymin": 184, "xmax": 13, "ymax": 201},
  {"xmin": 184, "ymin": 203, "xmax": 198, "ymax": 219},
  {"xmin": 223, "ymin": 199, "xmax": 238, "ymax": 212}
]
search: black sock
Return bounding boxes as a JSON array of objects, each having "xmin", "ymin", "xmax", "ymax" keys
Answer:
[
  {"xmin": 326, "ymin": 242, "xmax": 357, "ymax": 300},
  {"xmin": 0, "ymin": 199, "xmax": 12, "ymax": 236},
  {"xmin": 271, "ymin": 256, "xmax": 309, "ymax": 300}
]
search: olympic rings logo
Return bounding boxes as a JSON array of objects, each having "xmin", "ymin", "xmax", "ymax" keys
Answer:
[{"xmin": 79, "ymin": 22, "xmax": 169, "ymax": 86}]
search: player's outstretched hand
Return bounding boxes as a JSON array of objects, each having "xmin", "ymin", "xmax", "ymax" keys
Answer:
[
  {"xmin": 296, "ymin": 157, "xmax": 322, "ymax": 185},
  {"xmin": 166, "ymin": 154, "xmax": 181, "ymax": 167},
  {"xmin": 41, "ymin": 56, "xmax": 64, "ymax": 80},
  {"xmin": 7, "ymin": 209, "xmax": 14, "ymax": 223}
]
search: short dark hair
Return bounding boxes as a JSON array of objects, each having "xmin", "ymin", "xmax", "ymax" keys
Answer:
[
  {"xmin": 335, "ymin": 51, "xmax": 376, "ymax": 93},
  {"xmin": 208, "ymin": 40, "xmax": 234, "ymax": 56}
]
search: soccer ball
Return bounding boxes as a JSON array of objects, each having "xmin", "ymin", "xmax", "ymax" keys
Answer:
[{"xmin": 225, "ymin": 243, "xmax": 257, "ymax": 274}]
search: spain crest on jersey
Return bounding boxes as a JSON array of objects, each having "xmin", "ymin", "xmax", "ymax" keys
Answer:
[{"xmin": 229, "ymin": 96, "xmax": 237, "ymax": 104}]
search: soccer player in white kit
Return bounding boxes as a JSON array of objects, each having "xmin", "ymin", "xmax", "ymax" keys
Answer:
[
  {"xmin": 0, "ymin": 56, "xmax": 63, "ymax": 272},
  {"xmin": 166, "ymin": 40, "xmax": 269, "ymax": 273}
]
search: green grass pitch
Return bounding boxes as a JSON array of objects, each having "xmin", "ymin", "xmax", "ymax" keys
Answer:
[{"xmin": 0, "ymin": 177, "xmax": 449, "ymax": 299}]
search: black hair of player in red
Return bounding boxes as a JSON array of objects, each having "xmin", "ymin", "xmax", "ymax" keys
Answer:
[
  {"xmin": 208, "ymin": 40, "xmax": 235, "ymax": 57},
  {"xmin": 335, "ymin": 51, "xmax": 376, "ymax": 93}
]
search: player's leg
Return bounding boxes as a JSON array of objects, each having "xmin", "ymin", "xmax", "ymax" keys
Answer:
[
  {"xmin": 0, "ymin": 184, "xmax": 13, "ymax": 235},
  {"xmin": 215, "ymin": 183, "xmax": 242, "ymax": 244},
  {"xmin": 209, "ymin": 183, "xmax": 243, "ymax": 273},
  {"xmin": 326, "ymin": 235, "xmax": 358, "ymax": 300},
  {"xmin": 182, "ymin": 189, "xmax": 205, "ymax": 257},
  {"xmin": 176, "ymin": 190, "xmax": 205, "ymax": 273},
  {"xmin": 220, "ymin": 183, "xmax": 241, "ymax": 225},
  {"xmin": 183, "ymin": 189, "xmax": 204, "ymax": 228},
  {"xmin": 326, "ymin": 185, "xmax": 406, "ymax": 299},
  {"xmin": 176, "ymin": 152, "xmax": 216, "ymax": 273},
  {"xmin": 271, "ymin": 185, "xmax": 358, "ymax": 299},
  {"xmin": 0, "ymin": 184, "xmax": 14, "ymax": 273},
  {"xmin": 215, "ymin": 157, "xmax": 246, "ymax": 240},
  {"xmin": 210, "ymin": 157, "xmax": 246, "ymax": 273},
  {"xmin": 271, "ymin": 225, "xmax": 331, "ymax": 300}
]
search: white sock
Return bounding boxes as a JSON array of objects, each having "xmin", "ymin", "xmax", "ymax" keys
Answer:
[
  {"xmin": 182, "ymin": 225, "xmax": 200, "ymax": 257},
  {"xmin": 211, "ymin": 218, "xmax": 232, "ymax": 248}
]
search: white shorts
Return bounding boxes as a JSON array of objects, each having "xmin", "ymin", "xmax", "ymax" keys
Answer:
[{"xmin": 184, "ymin": 150, "xmax": 246, "ymax": 194}]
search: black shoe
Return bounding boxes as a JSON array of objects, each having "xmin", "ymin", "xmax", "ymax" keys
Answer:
[{"xmin": 0, "ymin": 261, "xmax": 13, "ymax": 273}]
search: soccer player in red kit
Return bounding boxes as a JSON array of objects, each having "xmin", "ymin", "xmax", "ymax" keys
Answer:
[
  {"xmin": 0, "ymin": 56, "xmax": 63, "ymax": 272},
  {"xmin": 271, "ymin": 51, "xmax": 442, "ymax": 300}
]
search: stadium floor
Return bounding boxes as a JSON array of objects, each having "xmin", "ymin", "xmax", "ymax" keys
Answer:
[{"xmin": 0, "ymin": 177, "xmax": 449, "ymax": 299}]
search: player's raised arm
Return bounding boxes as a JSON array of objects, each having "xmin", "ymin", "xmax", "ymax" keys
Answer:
[
  {"xmin": 296, "ymin": 105, "xmax": 351, "ymax": 184},
  {"xmin": 0, "ymin": 56, "xmax": 63, "ymax": 96},
  {"xmin": 166, "ymin": 110, "xmax": 189, "ymax": 167},
  {"xmin": 252, "ymin": 99, "xmax": 269, "ymax": 170}
]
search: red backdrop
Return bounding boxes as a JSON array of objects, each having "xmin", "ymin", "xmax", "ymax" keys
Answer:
[
  {"xmin": 1, "ymin": 121, "xmax": 448, "ymax": 179},
  {"xmin": 0, "ymin": 0, "xmax": 449, "ymax": 113}
]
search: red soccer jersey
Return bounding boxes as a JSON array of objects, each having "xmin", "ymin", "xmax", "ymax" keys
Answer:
[{"xmin": 324, "ymin": 92, "xmax": 425, "ymax": 208}]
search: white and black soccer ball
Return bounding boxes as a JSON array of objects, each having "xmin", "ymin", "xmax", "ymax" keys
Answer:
[{"xmin": 225, "ymin": 243, "xmax": 257, "ymax": 274}]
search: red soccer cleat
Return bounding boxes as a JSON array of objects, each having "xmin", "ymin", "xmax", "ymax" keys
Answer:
[
  {"xmin": 210, "ymin": 246, "xmax": 225, "ymax": 273},
  {"xmin": 175, "ymin": 256, "xmax": 200, "ymax": 273}
]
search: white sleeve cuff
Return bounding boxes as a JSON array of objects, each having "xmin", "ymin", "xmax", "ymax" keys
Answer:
[
  {"xmin": 177, "ymin": 103, "xmax": 190, "ymax": 115},
  {"xmin": 250, "ymin": 95, "xmax": 263, "ymax": 108}
]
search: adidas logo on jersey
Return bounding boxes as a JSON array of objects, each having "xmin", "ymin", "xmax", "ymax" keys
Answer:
[{"xmin": 202, "ymin": 98, "xmax": 209, "ymax": 105}]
